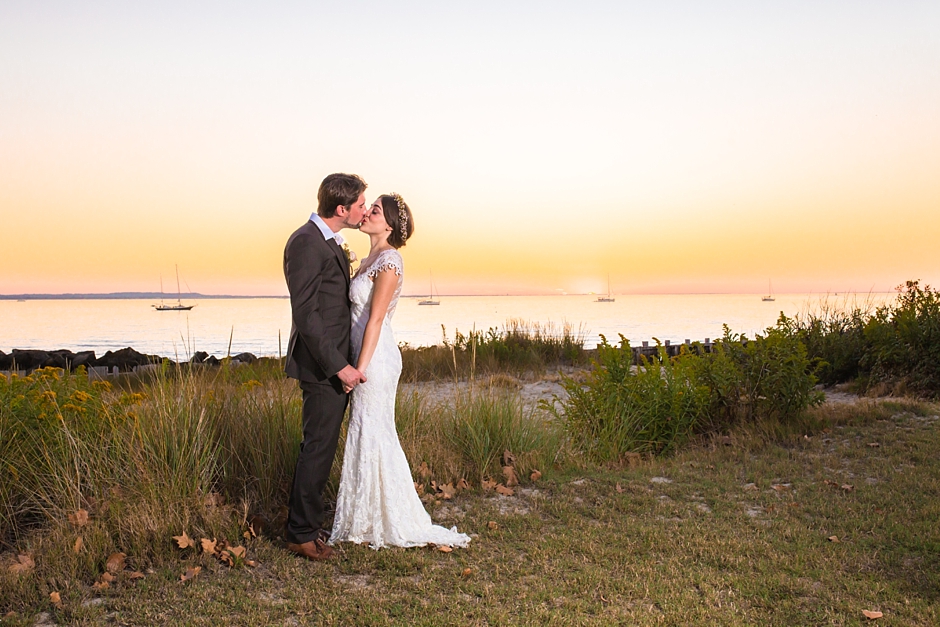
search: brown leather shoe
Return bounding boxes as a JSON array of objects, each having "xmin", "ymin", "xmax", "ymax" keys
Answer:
[{"xmin": 286, "ymin": 538, "xmax": 335, "ymax": 561}]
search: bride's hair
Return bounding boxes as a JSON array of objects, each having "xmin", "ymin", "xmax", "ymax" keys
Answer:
[{"xmin": 380, "ymin": 194, "xmax": 414, "ymax": 249}]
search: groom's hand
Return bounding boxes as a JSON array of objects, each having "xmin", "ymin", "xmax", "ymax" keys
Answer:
[{"xmin": 337, "ymin": 365, "xmax": 366, "ymax": 393}]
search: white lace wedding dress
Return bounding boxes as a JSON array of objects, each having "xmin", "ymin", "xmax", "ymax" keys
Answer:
[{"xmin": 329, "ymin": 249, "xmax": 470, "ymax": 549}]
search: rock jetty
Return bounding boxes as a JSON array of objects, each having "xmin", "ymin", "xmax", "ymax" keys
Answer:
[{"xmin": 0, "ymin": 347, "xmax": 261, "ymax": 374}]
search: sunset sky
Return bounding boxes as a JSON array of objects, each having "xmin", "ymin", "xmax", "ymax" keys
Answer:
[{"xmin": 2, "ymin": 1, "xmax": 938, "ymax": 296}]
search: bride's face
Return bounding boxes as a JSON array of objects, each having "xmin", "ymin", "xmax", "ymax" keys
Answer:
[{"xmin": 360, "ymin": 199, "xmax": 392, "ymax": 236}]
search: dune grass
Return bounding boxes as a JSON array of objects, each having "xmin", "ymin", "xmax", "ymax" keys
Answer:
[{"xmin": 399, "ymin": 319, "xmax": 589, "ymax": 381}]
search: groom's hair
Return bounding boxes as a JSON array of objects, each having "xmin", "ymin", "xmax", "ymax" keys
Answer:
[{"xmin": 317, "ymin": 173, "xmax": 367, "ymax": 218}]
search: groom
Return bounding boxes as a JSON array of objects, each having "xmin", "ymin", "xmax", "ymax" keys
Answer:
[{"xmin": 282, "ymin": 173, "xmax": 368, "ymax": 561}]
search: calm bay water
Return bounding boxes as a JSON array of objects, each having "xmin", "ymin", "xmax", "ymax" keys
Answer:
[{"xmin": 0, "ymin": 293, "xmax": 892, "ymax": 359}]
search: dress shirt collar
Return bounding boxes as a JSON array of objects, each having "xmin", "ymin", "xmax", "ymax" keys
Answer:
[{"xmin": 309, "ymin": 212, "xmax": 345, "ymax": 247}]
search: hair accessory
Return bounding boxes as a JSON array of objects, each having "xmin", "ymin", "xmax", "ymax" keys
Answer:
[{"xmin": 390, "ymin": 193, "xmax": 408, "ymax": 240}]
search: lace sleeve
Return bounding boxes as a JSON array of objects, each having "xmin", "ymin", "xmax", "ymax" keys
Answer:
[{"xmin": 365, "ymin": 249, "xmax": 403, "ymax": 279}]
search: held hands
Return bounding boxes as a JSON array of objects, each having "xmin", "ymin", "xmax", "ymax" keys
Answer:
[{"xmin": 337, "ymin": 364, "xmax": 367, "ymax": 394}]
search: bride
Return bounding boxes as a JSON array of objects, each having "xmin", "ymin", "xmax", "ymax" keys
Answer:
[{"xmin": 329, "ymin": 193, "xmax": 470, "ymax": 550}]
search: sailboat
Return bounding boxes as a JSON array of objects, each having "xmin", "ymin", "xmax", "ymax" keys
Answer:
[
  {"xmin": 153, "ymin": 265, "xmax": 196, "ymax": 311},
  {"xmin": 595, "ymin": 274, "xmax": 615, "ymax": 302},
  {"xmin": 417, "ymin": 271, "xmax": 440, "ymax": 306},
  {"xmin": 762, "ymin": 280, "xmax": 775, "ymax": 302}
]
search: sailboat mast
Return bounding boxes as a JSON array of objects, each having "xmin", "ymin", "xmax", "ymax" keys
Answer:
[{"xmin": 175, "ymin": 264, "xmax": 183, "ymax": 305}]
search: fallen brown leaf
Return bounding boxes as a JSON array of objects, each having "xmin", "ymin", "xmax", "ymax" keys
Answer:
[
  {"xmin": 434, "ymin": 482, "xmax": 456, "ymax": 500},
  {"xmin": 418, "ymin": 461, "xmax": 431, "ymax": 479},
  {"xmin": 204, "ymin": 492, "xmax": 224, "ymax": 508},
  {"xmin": 230, "ymin": 546, "xmax": 246, "ymax": 559},
  {"xmin": 502, "ymin": 466, "xmax": 519, "ymax": 487},
  {"xmin": 180, "ymin": 566, "xmax": 201, "ymax": 582},
  {"xmin": 841, "ymin": 484, "xmax": 855, "ymax": 492},
  {"xmin": 414, "ymin": 482, "xmax": 425, "ymax": 496},
  {"xmin": 828, "ymin": 535, "xmax": 840, "ymax": 543},
  {"xmin": 68, "ymin": 509, "xmax": 89, "ymax": 527},
  {"xmin": 245, "ymin": 559, "xmax": 258, "ymax": 568},
  {"xmin": 173, "ymin": 532, "xmax": 195, "ymax": 550},
  {"xmin": 481, "ymin": 478, "xmax": 498, "ymax": 491},
  {"xmin": 456, "ymin": 478, "xmax": 470, "ymax": 491},
  {"xmin": 862, "ymin": 609, "xmax": 883, "ymax": 619},
  {"xmin": 437, "ymin": 545, "xmax": 453, "ymax": 553},
  {"xmin": 867, "ymin": 442, "xmax": 880, "ymax": 448},
  {"xmin": 100, "ymin": 572, "xmax": 115, "ymax": 583},
  {"xmin": 92, "ymin": 580, "xmax": 109, "ymax": 590},
  {"xmin": 771, "ymin": 484, "xmax": 791, "ymax": 492},
  {"xmin": 615, "ymin": 482, "xmax": 624, "ymax": 494},
  {"xmin": 105, "ymin": 552, "xmax": 126, "ymax": 573},
  {"xmin": 495, "ymin": 484, "xmax": 515, "ymax": 496},
  {"xmin": 49, "ymin": 592, "xmax": 62, "ymax": 607},
  {"xmin": 201, "ymin": 538, "xmax": 218, "ymax": 555},
  {"xmin": 824, "ymin": 479, "xmax": 839, "ymax": 488},
  {"xmin": 530, "ymin": 470, "xmax": 542, "ymax": 482},
  {"xmin": 501, "ymin": 450, "xmax": 516, "ymax": 468},
  {"xmin": 218, "ymin": 550, "xmax": 234, "ymax": 567},
  {"xmin": 127, "ymin": 571, "xmax": 145, "ymax": 580},
  {"xmin": 461, "ymin": 568, "xmax": 472, "ymax": 577},
  {"xmin": 8, "ymin": 554, "xmax": 35, "ymax": 575},
  {"xmin": 73, "ymin": 537, "xmax": 83, "ymax": 554}
]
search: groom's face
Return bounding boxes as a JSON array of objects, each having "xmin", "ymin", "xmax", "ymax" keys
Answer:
[{"xmin": 340, "ymin": 193, "xmax": 367, "ymax": 229}]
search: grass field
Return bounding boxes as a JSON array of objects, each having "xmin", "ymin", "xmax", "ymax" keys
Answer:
[{"xmin": 4, "ymin": 397, "xmax": 937, "ymax": 626}]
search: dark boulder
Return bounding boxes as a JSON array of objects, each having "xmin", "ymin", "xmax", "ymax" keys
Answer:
[
  {"xmin": 71, "ymin": 351, "xmax": 97, "ymax": 370},
  {"xmin": 11, "ymin": 349, "xmax": 51, "ymax": 371},
  {"xmin": 204, "ymin": 355, "xmax": 220, "ymax": 366},
  {"xmin": 96, "ymin": 347, "xmax": 160, "ymax": 372},
  {"xmin": 48, "ymin": 350, "xmax": 77, "ymax": 369},
  {"xmin": 191, "ymin": 351, "xmax": 210, "ymax": 364},
  {"xmin": 232, "ymin": 352, "xmax": 257, "ymax": 364},
  {"xmin": 0, "ymin": 350, "xmax": 10, "ymax": 370}
]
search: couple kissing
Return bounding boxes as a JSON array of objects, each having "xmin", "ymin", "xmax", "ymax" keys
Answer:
[{"xmin": 282, "ymin": 173, "xmax": 469, "ymax": 561}]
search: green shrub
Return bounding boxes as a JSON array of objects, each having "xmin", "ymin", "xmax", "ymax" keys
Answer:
[
  {"xmin": 701, "ymin": 319, "xmax": 824, "ymax": 427},
  {"xmin": 554, "ymin": 335, "xmax": 711, "ymax": 460},
  {"xmin": 866, "ymin": 280, "xmax": 940, "ymax": 394},
  {"xmin": 788, "ymin": 281, "xmax": 940, "ymax": 396},
  {"xmin": 554, "ymin": 319, "xmax": 823, "ymax": 462}
]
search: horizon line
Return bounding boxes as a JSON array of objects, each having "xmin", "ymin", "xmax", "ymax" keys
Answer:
[{"xmin": 0, "ymin": 290, "xmax": 896, "ymax": 301}]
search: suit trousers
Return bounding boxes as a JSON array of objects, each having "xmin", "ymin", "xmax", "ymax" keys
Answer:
[{"xmin": 284, "ymin": 377, "xmax": 349, "ymax": 544}]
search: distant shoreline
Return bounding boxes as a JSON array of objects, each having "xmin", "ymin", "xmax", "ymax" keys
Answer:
[
  {"xmin": 0, "ymin": 291, "xmax": 895, "ymax": 301},
  {"xmin": 0, "ymin": 292, "xmax": 288, "ymax": 301}
]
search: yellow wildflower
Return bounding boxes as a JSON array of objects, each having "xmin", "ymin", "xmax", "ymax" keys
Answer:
[{"xmin": 70, "ymin": 390, "xmax": 93, "ymax": 403}]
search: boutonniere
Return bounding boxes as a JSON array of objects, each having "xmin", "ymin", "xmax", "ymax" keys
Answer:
[{"xmin": 342, "ymin": 244, "xmax": 358, "ymax": 277}]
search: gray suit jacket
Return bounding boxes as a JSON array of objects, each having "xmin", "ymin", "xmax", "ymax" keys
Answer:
[{"xmin": 283, "ymin": 220, "xmax": 351, "ymax": 383}]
